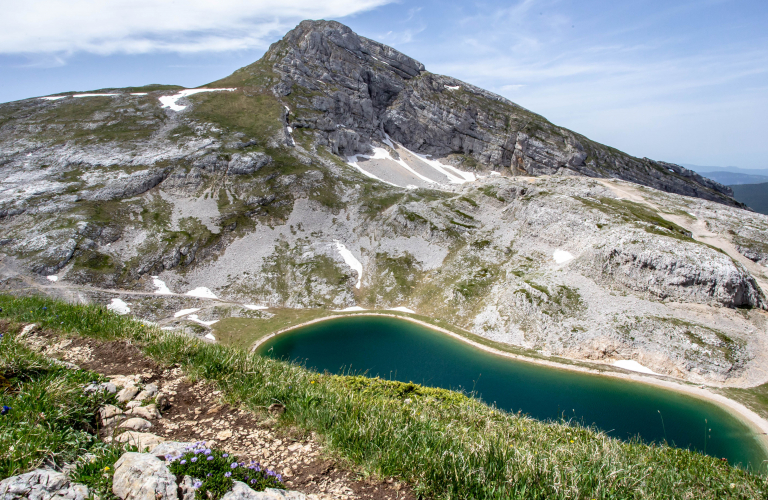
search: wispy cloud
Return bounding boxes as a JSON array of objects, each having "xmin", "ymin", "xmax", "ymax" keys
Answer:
[{"xmin": 0, "ymin": 0, "xmax": 394, "ymax": 56}]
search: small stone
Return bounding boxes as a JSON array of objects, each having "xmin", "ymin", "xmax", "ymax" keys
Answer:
[
  {"xmin": 18, "ymin": 324, "xmax": 37, "ymax": 338},
  {"xmin": 179, "ymin": 476, "xmax": 196, "ymax": 500},
  {"xmin": 126, "ymin": 404, "xmax": 161, "ymax": 420},
  {"xmin": 117, "ymin": 387, "xmax": 140, "ymax": 404},
  {"xmin": 268, "ymin": 403, "xmax": 285, "ymax": 417},
  {"xmin": 119, "ymin": 418, "xmax": 153, "ymax": 431},
  {"xmin": 150, "ymin": 442, "xmax": 195, "ymax": 460},
  {"xmin": 216, "ymin": 430, "xmax": 233, "ymax": 441},
  {"xmin": 156, "ymin": 393, "xmax": 171, "ymax": 411},
  {"xmin": 126, "ymin": 401, "xmax": 141, "ymax": 409},
  {"xmin": 114, "ymin": 432, "xmax": 166, "ymax": 452},
  {"xmin": 100, "ymin": 405, "xmax": 124, "ymax": 419}
]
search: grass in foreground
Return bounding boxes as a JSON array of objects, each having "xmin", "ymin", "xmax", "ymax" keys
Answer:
[
  {"xmin": 1, "ymin": 294, "xmax": 767, "ymax": 499},
  {"xmin": 0, "ymin": 321, "xmax": 116, "ymax": 477}
]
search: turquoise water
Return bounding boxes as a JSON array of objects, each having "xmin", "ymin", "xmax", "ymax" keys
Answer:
[{"xmin": 257, "ymin": 315, "xmax": 767, "ymax": 470}]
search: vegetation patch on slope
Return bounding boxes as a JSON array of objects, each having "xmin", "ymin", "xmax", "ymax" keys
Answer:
[{"xmin": 1, "ymin": 295, "xmax": 766, "ymax": 499}]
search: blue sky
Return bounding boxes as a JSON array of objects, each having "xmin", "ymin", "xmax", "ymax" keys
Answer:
[{"xmin": 1, "ymin": 0, "xmax": 766, "ymax": 168}]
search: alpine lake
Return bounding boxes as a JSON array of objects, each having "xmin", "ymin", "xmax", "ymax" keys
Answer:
[{"xmin": 255, "ymin": 315, "xmax": 767, "ymax": 470}]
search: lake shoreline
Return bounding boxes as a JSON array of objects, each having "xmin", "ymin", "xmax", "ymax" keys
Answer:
[{"xmin": 251, "ymin": 311, "xmax": 768, "ymax": 459}]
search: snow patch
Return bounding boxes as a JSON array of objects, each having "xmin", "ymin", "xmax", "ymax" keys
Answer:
[
  {"xmin": 40, "ymin": 96, "xmax": 67, "ymax": 101},
  {"xmin": 185, "ymin": 287, "xmax": 218, "ymax": 299},
  {"xmin": 131, "ymin": 92, "xmax": 148, "ymax": 96},
  {"xmin": 159, "ymin": 88, "xmax": 235, "ymax": 112},
  {"xmin": 243, "ymin": 304, "xmax": 268, "ymax": 310},
  {"xmin": 151, "ymin": 276, "xmax": 172, "ymax": 295},
  {"xmin": 46, "ymin": 275, "xmax": 58, "ymax": 282},
  {"xmin": 612, "ymin": 360, "xmax": 658, "ymax": 375},
  {"xmin": 174, "ymin": 308, "xmax": 201, "ymax": 318},
  {"xmin": 334, "ymin": 306, "xmax": 367, "ymax": 312},
  {"xmin": 444, "ymin": 85, "xmax": 461, "ymax": 90},
  {"xmin": 388, "ymin": 307, "xmax": 415, "ymax": 313},
  {"xmin": 204, "ymin": 333, "xmax": 217, "ymax": 341},
  {"xmin": 73, "ymin": 93, "xmax": 118, "ymax": 97},
  {"xmin": 107, "ymin": 298, "xmax": 130, "ymax": 315},
  {"xmin": 334, "ymin": 240, "xmax": 363, "ymax": 289},
  {"xmin": 553, "ymin": 250, "xmax": 574, "ymax": 264},
  {"xmin": 187, "ymin": 314, "xmax": 218, "ymax": 326},
  {"xmin": 346, "ymin": 154, "xmax": 400, "ymax": 187}
]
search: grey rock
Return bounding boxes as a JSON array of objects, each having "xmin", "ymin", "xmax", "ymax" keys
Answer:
[
  {"xmin": 0, "ymin": 469, "xmax": 89, "ymax": 500},
  {"xmin": 227, "ymin": 153, "xmax": 272, "ymax": 175},
  {"xmin": 134, "ymin": 383, "xmax": 158, "ymax": 402},
  {"xmin": 179, "ymin": 476, "xmax": 196, "ymax": 500},
  {"xmin": 84, "ymin": 382, "xmax": 117, "ymax": 394},
  {"xmin": 112, "ymin": 452, "xmax": 177, "ymax": 500},
  {"xmin": 221, "ymin": 482, "xmax": 305, "ymax": 500},
  {"xmin": 149, "ymin": 442, "xmax": 194, "ymax": 460},
  {"xmin": 119, "ymin": 417, "xmax": 153, "ymax": 431},
  {"xmin": 117, "ymin": 387, "xmax": 140, "ymax": 404},
  {"xmin": 88, "ymin": 169, "xmax": 168, "ymax": 201},
  {"xmin": 126, "ymin": 404, "xmax": 161, "ymax": 420},
  {"xmin": 114, "ymin": 432, "xmax": 166, "ymax": 451}
]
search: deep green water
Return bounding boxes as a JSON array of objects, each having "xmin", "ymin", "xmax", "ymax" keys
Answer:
[{"xmin": 257, "ymin": 315, "xmax": 767, "ymax": 470}]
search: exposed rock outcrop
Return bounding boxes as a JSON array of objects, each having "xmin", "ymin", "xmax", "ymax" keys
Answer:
[{"xmin": 0, "ymin": 470, "xmax": 89, "ymax": 500}]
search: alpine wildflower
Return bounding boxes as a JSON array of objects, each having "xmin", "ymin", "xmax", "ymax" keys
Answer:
[
  {"xmin": 191, "ymin": 457, "xmax": 198, "ymax": 463},
  {"xmin": 1, "ymin": 406, "xmax": 10, "ymax": 415},
  {"xmin": 193, "ymin": 480, "xmax": 202, "ymax": 489},
  {"xmin": 224, "ymin": 472, "xmax": 232, "ymax": 478},
  {"xmin": 207, "ymin": 456, "xmax": 214, "ymax": 461}
]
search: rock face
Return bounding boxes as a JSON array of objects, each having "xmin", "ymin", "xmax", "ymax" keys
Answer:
[
  {"xmin": 0, "ymin": 470, "xmax": 88, "ymax": 500},
  {"xmin": 222, "ymin": 482, "xmax": 305, "ymax": 500},
  {"xmin": 216, "ymin": 20, "xmax": 739, "ymax": 206},
  {"xmin": 112, "ymin": 452, "xmax": 177, "ymax": 500}
]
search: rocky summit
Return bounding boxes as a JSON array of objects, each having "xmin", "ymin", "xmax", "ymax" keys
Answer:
[{"xmin": 1, "ymin": 20, "xmax": 767, "ymax": 387}]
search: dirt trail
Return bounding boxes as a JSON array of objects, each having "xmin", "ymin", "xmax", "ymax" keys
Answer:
[{"xmin": 598, "ymin": 180, "xmax": 768, "ymax": 296}]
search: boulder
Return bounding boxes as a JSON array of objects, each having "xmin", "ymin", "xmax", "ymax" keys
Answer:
[
  {"xmin": 112, "ymin": 452, "xmax": 177, "ymax": 500},
  {"xmin": 221, "ymin": 482, "xmax": 305, "ymax": 500},
  {"xmin": 134, "ymin": 383, "xmax": 158, "ymax": 402},
  {"xmin": 227, "ymin": 153, "xmax": 271, "ymax": 175},
  {"xmin": 85, "ymin": 382, "xmax": 116, "ymax": 394},
  {"xmin": 179, "ymin": 476, "xmax": 196, "ymax": 500},
  {"xmin": 114, "ymin": 432, "xmax": 166, "ymax": 451},
  {"xmin": 126, "ymin": 404, "xmax": 161, "ymax": 420},
  {"xmin": 150, "ymin": 442, "xmax": 194, "ymax": 460},
  {"xmin": 117, "ymin": 387, "xmax": 140, "ymax": 404},
  {"xmin": 119, "ymin": 417, "xmax": 153, "ymax": 431},
  {"xmin": 0, "ymin": 469, "xmax": 88, "ymax": 500}
]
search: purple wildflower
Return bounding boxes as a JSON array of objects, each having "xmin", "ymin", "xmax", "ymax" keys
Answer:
[
  {"xmin": 277, "ymin": 474, "xmax": 282, "ymax": 482},
  {"xmin": 191, "ymin": 457, "xmax": 197, "ymax": 463},
  {"xmin": 193, "ymin": 480, "xmax": 202, "ymax": 489},
  {"xmin": 207, "ymin": 456, "xmax": 214, "ymax": 461},
  {"xmin": 204, "ymin": 449, "xmax": 212, "ymax": 455},
  {"xmin": 224, "ymin": 472, "xmax": 232, "ymax": 478},
  {"xmin": 206, "ymin": 473, "xmax": 212, "ymax": 477},
  {"xmin": 222, "ymin": 453, "xmax": 229, "ymax": 458},
  {"xmin": 230, "ymin": 462, "xmax": 238, "ymax": 469},
  {"xmin": 180, "ymin": 460, "xmax": 187, "ymax": 465},
  {"xmin": 250, "ymin": 479, "xmax": 256, "ymax": 485},
  {"xmin": 1, "ymin": 406, "xmax": 10, "ymax": 415}
]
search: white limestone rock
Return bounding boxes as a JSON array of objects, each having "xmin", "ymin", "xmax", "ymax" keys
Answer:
[
  {"xmin": 112, "ymin": 452, "xmax": 177, "ymax": 500},
  {"xmin": 0, "ymin": 469, "xmax": 88, "ymax": 500},
  {"xmin": 119, "ymin": 417, "xmax": 153, "ymax": 431},
  {"xmin": 114, "ymin": 432, "xmax": 166, "ymax": 451}
]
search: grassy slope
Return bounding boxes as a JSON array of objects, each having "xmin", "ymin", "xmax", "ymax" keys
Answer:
[
  {"xmin": 729, "ymin": 182, "xmax": 768, "ymax": 216},
  {"xmin": 1, "ymin": 294, "xmax": 766, "ymax": 499}
]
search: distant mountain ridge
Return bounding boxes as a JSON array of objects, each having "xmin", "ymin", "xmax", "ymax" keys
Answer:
[{"xmin": 210, "ymin": 20, "xmax": 739, "ymax": 206}]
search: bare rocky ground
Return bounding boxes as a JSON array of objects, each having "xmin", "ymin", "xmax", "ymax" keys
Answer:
[{"xmin": 20, "ymin": 327, "xmax": 415, "ymax": 500}]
